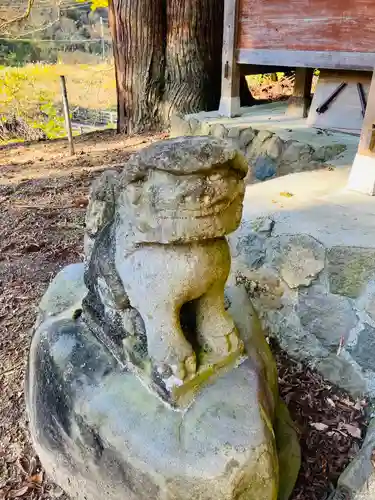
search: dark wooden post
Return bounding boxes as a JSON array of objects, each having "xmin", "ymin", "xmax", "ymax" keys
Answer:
[
  {"xmin": 347, "ymin": 69, "xmax": 375, "ymax": 195},
  {"xmin": 60, "ymin": 75, "xmax": 75, "ymax": 156},
  {"xmin": 286, "ymin": 68, "xmax": 314, "ymax": 118},
  {"xmin": 219, "ymin": 0, "xmax": 241, "ymax": 117}
]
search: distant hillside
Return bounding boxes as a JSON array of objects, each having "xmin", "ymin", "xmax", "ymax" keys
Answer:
[{"xmin": 0, "ymin": 0, "xmax": 111, "ymax": 65}]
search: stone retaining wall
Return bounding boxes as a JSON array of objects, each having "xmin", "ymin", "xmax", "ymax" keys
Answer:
[
  {"xmin": 171, "ymin": 113, "xmax": 348, "ymax": 182},
  {"xmin": 229, "ymin": 216, "xmax": 375, "ymax": 400}
]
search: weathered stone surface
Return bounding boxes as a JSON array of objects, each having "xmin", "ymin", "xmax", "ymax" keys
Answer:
[
  {"xmin": 27, "ymin": 266, "xmax": 299, "ymax": 500},
  {"xmin": 27, "ymin": 137, "xmax": 300, "ymax": 500},
  {"xmin": 38, "ymin": 263, "xmax": 87, "ymax": 323},
  {"xmin": 229, "ymin": 217, "xmax": 274, "ymax": 270},
  {"xmin": 254, "ymin": 155, "xmax": 277, "ymax": 181},
  {"xmin": 315, "ymin": 354, "xmax": 367, "ymax": 397},
  {"xmin": 246, "ymin": 130, "xmax": 273, "ymax": 160},
  {"xmin": 280, "ymin": 141, "xmax": 313, "ymax": 164},
  {"xmin": 331, "ymin": 418, "xmax": 375, "ymax": 499},
  {"xmin": 349, "ymin": 324, "xmax": 375, "ymax": 371},
  {"xmin": 266, "ymin": 234, "xmax": 325, "ymax": 289},
  {"xmin": 170, "ymin": 114, "xmax": 192, "ymax": 137},
  {"xmin": 170, "ymin": 112, "xmax": 352, "ymax": 185},
  {"xmin": 298, "ymin": 286, "xmax": 357, "ymax": 350},
  {"xmin": 211, "ymin": 123, "xmax": 227, "ymax": 139},
  {"xmin": 227, "ymin": 127, "xmax": 240, "ymax": 139},
  {"xmin": 357, "ymin": 280, "xmax": 375, "ymax": 322},
  {"xmin": 328, "ymin": 247, "xmax": 375, "ymax": 298},
  {"xmin": 264, "ymin": 135, "xmax": 285, "ymax": 160},
  {"xmin": 312, "ymin": 143, "xmax": 346, "ymax": 162},
  {"xmin": 189, "ymin": 117, "xmax": 201, "ymax": 135},
  {"xmin": 238, "ymin": 128, "xmax": 256, "ymax": 149},
  {"xmin": 275, "ymin": 401, "xmax": 301, "ymax": 500},
  {"xmin": 200, "ymin": 121, "xmax": 211, "ymax": 136},
  {"xmin": 231, "ymin": 230, "xmax": 265, "ymax": 269},
  {"xmin": 229, "ymin": 207, "xmax": 374, "ymax": 398},
  {"xmin": 257, "ymin": 130, "xmax": 274, "ymax": 143}
]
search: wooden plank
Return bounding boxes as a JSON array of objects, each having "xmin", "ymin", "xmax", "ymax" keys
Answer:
[
  {"xmin": 237, "ymin": 0, "xmax": 375, "ymax": 53},
  {"xmin": 219, "ymin": 0, "xmax": 241, "ymax": 117},
  {"xmin": 239, "ymin": 64, "xmax": 293, "ymax": 75},
  {"xmin": 347, "ymin": 69, "xmax": 375, "ymax": 195},
  {"xmin": 236, "ymin": 49, "xmax": 375, "ymax": 71}
]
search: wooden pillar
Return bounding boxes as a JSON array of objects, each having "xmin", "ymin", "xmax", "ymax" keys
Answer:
[
  {"xmin": 286, "ymin": 68, "xmax": 314, "ymax": 118},
  {"xmin": 218, "ymin": 0, "xmax": 241, "ymax": 117},
  {"xmin": 347, "ymin": 69, "xmax": 375, "ymax": 195}
]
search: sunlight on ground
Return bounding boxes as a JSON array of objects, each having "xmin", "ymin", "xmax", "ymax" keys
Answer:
[{"xmin": 0, "ymin": 132, "xmax": 165, "ymax": 184}]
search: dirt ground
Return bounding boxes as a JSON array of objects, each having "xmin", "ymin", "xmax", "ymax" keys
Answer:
[{"xmin": 0, "ymin": 131, "xmax": 368, "ymax": 500}]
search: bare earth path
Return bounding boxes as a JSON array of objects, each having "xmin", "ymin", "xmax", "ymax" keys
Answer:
[{"xmin": 0, "ymin": 132, "xmax": 368, "ymax": 500}]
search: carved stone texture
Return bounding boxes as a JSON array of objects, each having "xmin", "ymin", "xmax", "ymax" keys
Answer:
[
  {"xmin": 81, "ymin": 136, "xmax": 249, "ymax": 406},
  {"xmin": 26, "ymin": 137, "xmax": 301, "ymax": 500}
]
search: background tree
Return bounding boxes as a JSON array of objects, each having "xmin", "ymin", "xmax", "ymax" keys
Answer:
[
  {"xmin": 108, "ymin": 0, "xmax": 225, "ymax": 134},
  {"xmin": 108, "ymin": 0, "xmax": 165, "ymax": 134},
  {"xmin": 2, "ymin": 0, "xmax": 255, "ymax": 135}
]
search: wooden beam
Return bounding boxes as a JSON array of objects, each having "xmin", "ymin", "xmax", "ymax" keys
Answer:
[
  {"xmin": 286, "ymin": 68, "xmax": 314, "ymax": 118},
  {"xmin": 219, "ymin": 0, "xmax": 240, "ymax": 117},
  {"xmin": 236, "ymin": 49, "xmax": 375, "ymax": 72},
  {"xmin": 347, "ymin": 69, "xmax": 375, "ymax": 195}
]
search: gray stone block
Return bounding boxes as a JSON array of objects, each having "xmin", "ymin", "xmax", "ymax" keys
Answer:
[
  {"xmin": 328, "ymin": 247, "xmax": 375, "ymax": 298},
  {"xmin": 280, "ymin": 141, "xmax": 313, "ymax": 164},
  {"xmin": 170, "ymin": 114, "xmax": 192, "ymax": 138},
  {"xmin": 298, "ymin": 286, "xmax": 357, "ymax": 350},
  {"xmin": 211, "ymin": 123, "xmax": 227, "ymax": 139},
  {"xmin": 333, "ymin": 418, "xmax": 375, "ymax": 499},
  {"xmin": 238, "ymin": 128, "xmax": 256, "ymax": 149},
  {"xmin": 349, "ymin": 324, "xmax": 375, "ymax": 371},
  {"xmin": 264, "ymin": 136, "xmax": 285, "ymax": 160},
  {"xmin": 189, "ymin": 117, "xmax": 201, "ymax": 135},
  {"xmin": 254, "ymin": 155, "xmax": 277, "ymax": 181},
  {"xmin": 227, "ymin": 127, "xmax": 241, "ymax": 140},
  {"xmin": 266, "ymin": 234, "xmax": 325, "ymax": 289},
  {"xmin": 312, "ymin": 143, "xmax": 346, "ymax": 162},
  {"xmin": 246, "ymin": 130, "xmax": 273, "ymax": 160}
]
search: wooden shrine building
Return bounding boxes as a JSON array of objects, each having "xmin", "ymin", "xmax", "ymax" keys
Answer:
[{"xmin": 219, "ymin": 0, "xmax": 375, "ymax": 194}]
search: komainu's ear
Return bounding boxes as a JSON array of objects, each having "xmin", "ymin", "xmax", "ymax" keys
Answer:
[{"xmin": 84, "ymin": 170, "xmax": 119, "ymax": 260}]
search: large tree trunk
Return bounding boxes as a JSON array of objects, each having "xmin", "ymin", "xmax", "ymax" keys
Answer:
[
  {"xmin": 163, "ymin": 0, "xmax": 224, "ymax": 121},
  {"xmin": 108, "ymin": 0, "xmax": 224, "ymax": 133},
  {"xmin": 108, "ymin": 0, "xmax": 165, "ymax": 134}
]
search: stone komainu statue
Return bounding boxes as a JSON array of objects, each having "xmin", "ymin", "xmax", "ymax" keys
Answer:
[
  {"xmin": 82, "ymin": 136, "xmax": 248, "ymax": 402},
  {"xmin": 26, "ymin": 136, "xmax": 300, "ymax": 500}
]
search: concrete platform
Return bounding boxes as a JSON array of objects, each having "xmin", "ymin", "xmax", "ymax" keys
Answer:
[
  {"xmin": 171, "ymin": 103, "xmax": 360, "ymax": 182},
  {"xmin": 307, "ymin": 70, "xmax": 371, "ymax": 135}
]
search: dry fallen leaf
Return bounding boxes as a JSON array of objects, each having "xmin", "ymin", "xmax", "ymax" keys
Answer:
[
  {"xmin": 339, "ymin": 423, "xmax": 362, "ymax": 439},
  {"xmin": 73, "ymin": 197, "xmax": 88, "ymax": 208},
  {"xmin": 326, "ymin": 398, "xmax": 336, "ymax": 408},
  {"xmin": 29, "ymin": 471, "xmax": 43, "ymax": 485},
  {"xmin": 279, "ymin": 191, "xmax": 294, "ymax": 198},
  {"xmin": 8, "ymin": 486, "xmax": 29, "ymax": 498},
  {"xmin": 310, "ymin": 422, "xmax": 329, "ymax": 431}
]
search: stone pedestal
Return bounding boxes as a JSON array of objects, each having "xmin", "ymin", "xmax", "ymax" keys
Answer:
[{"xmin": 26, "ymin": 264, "xmax": 300, "ymax": 500}]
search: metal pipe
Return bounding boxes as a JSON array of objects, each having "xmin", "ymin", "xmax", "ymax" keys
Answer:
[{"xmin": 316, "ymin": 82, "xmax": 347, "ymax": 114}]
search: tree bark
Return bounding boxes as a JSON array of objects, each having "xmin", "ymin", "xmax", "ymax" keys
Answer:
[
  {"xmin": 164, "ymin": 0, "xmax": 224, "ymax": 121},
  {"xmin": 108, "ymin": 0, "xmax": 165, "ymax": 134},
  {"xmin": 108, "ymin": 0, "xmax": 225, "ymax": 133}
]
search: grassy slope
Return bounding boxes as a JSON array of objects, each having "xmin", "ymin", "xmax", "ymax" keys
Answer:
[{"xmin": 0, "ymin": 63, "xmax": 117, "ymax": 114}]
